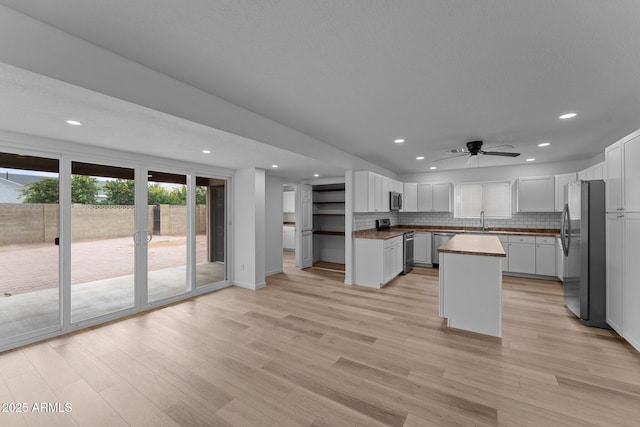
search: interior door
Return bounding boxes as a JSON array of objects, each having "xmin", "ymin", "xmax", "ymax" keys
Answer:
[{"xmin": 298, "ymin": 184, "xmax": 313, "ymax": 268}]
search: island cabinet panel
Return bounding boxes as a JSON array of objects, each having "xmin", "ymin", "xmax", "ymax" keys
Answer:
[{"xmin": 354, "ymin": 236, "xmax": 403, "ymax": 288}]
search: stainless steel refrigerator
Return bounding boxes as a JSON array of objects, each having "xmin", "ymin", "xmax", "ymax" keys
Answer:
[{"xmin": 560, "ymin": 180, "xmax": 609, "ymax": 328}]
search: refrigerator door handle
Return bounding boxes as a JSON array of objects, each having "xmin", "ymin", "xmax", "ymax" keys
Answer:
[{"xmin": 561, "ymin": 203, "xmax": 570, "ymax": 256}]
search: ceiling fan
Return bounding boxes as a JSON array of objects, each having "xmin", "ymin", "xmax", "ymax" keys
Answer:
[{"xmin": 433, "ymin": 140, "xmax": 520, "ymax": 163}]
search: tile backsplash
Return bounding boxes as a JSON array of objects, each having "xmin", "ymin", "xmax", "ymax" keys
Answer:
[{"xmin": 354, "ymin": 211, "xmax": 561, "ymax": 231}]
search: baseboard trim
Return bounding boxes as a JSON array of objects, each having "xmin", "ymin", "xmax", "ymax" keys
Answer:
[
  {"xmin": 266, "ymin": 268, "xmax": 283, "ymax": 276},
  {"xmin": 233, "ymin": 281, "xmax": 267, "ymax": 290}
]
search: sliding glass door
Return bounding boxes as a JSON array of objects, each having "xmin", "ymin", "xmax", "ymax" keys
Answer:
[
  {"xmin": 0, "ymin": 152, "xmax": 60, "ymax": 343},
  {"xmin": 70, "ymin": 162, "xmax": 136, "ymax": 323}
]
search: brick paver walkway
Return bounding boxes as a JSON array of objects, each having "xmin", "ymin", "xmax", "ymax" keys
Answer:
[{"xmin": 0, "ymin": 235, "xmax": 208, "ymax": 295}]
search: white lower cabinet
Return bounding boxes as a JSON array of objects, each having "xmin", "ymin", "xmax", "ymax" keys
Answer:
[
  {"xmin": 535, "ymin": 236, "xmax": 556, "ymax": 276},
  {"xmin": 414, "ymin": 232, "xmax": 431, "ymax": 265},
  {"xmin": 508, "ymin": 235, "xmax": 536, "ymax": 274},
  {"xmin": 354, "ymin": 236, "xmax": 403, "ymax": 288},
  {"xmin": 498, "ymin": 236, "xmax": 508, "ymax": 272},
  {"xmin": 607, "ymin": 213, "xmax": 624, "ymax": 335},
  {"xmin": 283, "ymin": 225, "xmax": 295, "ymax": 250},
  {"xmin": 623, "ymin": 213, "xmax": 640, "ymax": 350}
]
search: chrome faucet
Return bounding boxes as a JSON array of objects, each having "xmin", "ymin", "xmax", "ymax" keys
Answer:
[{"xmin": 480, "ymin": 210, "xmax": 486, "ymax": 231}]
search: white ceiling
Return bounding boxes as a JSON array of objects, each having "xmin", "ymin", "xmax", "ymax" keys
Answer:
[{"xmin": 2, "ymin": 1, "xmax": 640, "ymax": 174}]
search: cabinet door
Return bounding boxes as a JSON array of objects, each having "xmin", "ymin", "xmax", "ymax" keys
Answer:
[
  {"xmin": 624, "ymin": 213, "xmax": 640, "ymax": 350},
  {"xmin": 508, "ymin": 243, "xmax": 535, "ymax": 274},
  {"xmin": 381, "ymin": 176, "xmax": 390, "ymax": 212},
  {"xmin": 432, "ymin": 183, "xmax": 452, "ymax": 212},
  {"xmin": 535, "ymin": 244, "xmax": 555, "ymax": 276},
  {"xmin": 554, "ymin": 173, "xmax": 576, "ymax": 212},
  {"xmin": 414, "ymin": 232, "xmax": 428, "ymax": 263},
  {"xmin": 623, "ymin": 135, "xmax": 640, "ymax": 212},
  {"xmin": 606, "ymin": 213, "xmax": 624, "ymax": 334},
  {"xmin": 605, "ymin": 142, "xmax": 623, "ymax": 212},
  {"xmin": 395, "ymin": 241, "xmax": 403, "ymax": 275},
  {"xmin": 417, "ymin": 183, "xmax": 433, "ymax": 212},
  {"xmin": 403, "ymin": 183, "xmax": 418, "ymax": 212},
  {"xmin": 517, "ymin": 176, "xmax": 554, "ymax": 212}
]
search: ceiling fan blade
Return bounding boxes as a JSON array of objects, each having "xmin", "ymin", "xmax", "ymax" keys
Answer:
[
  {"xmin": 483, "ymin": 144, "xmax": 514, "ymax": 151},
  {"xmin": 431, "ymin": 153, "xmax": 469, "ymax": 162},
  {"xmin": 482, "ymin": 151, "xmax": 521, "ymax": 157},
  {"xmin": 445, "ymin": 148, "xmax": 468, "ymax": 154}
]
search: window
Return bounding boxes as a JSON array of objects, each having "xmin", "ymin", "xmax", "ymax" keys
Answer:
[{"xmin": 455, "ymin": 181, "xmax": 512, "ymax": 218}]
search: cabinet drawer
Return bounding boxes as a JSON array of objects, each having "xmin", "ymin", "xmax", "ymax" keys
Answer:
[
  {"xmin": 535, "ymin": 236, "xmax": 555, "ymax": 245},
  {"xmin": 508, "ymin": 235, "xmax": 535, "ymax": 244},
  {"xmin": 383, "ymin": 236, "xmax": 402, "ymax": 248}
]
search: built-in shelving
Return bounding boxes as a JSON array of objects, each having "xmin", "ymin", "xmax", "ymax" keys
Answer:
[{"xmin": 312, "ymin": 183, "xmax": 346, "ymax": 267}]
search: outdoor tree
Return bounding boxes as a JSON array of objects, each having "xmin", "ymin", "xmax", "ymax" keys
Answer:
[
  {"xmin": 19, "ymin": 177, "xmax": 59, "ymax": 203},
  {"xmin": 102, "ymin": 179, "xmax": 135, "ymax": 205},
  {"xmin": 71, "ymin": 175, "xmax": 100, "ymax": 204}
]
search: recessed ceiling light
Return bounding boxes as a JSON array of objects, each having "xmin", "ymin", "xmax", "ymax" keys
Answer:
[
  {"xmin": 271, "ymin": 164, "xmax": 278, "ymax": 168},
  {"xmin": 526, "ymin": 158, "xmax": 536, "ymax": 162},
  {"xmin": 202, "ymin": 149, "xmax": 211, "ymax": 154},
  {"xmin": 416, "ymin": 156, "xmax": 425, "ymax": 160},
  {"xmin": 313, "ymin": 173, "xmax": 319, "ymax": 177},
  {"xmin": 429, "ymin": 166, "xmax": 437, "ymax": 170},
  {"xmin": 559, "ymin": 113, "xmax": 577, "ymax": 120},
  {"xmin": 537, "ymin": 142, "xmax": 550, "ymax": 147},
  {"xmin": 65, "ymin": 120, "xmax": 82, "ymax": 126},
  {"xmin": 394, "ymin": 138, "xmax": 405, "ymax": 144}
]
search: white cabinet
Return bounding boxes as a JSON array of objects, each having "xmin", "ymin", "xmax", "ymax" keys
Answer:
[
  {"xmin": 354, "ymin": 171, "xmax": 397, "ymax": 212},
  {"xmin": 403, "ymin": 183, "xmax": 418, "ymax": 212},
  {"xmin": 383, "ymin": 237, "xmax": 404, "ymax": 284},
  {"xmin": 605, "ymin": 142, "xmax": 623, "ymax": 212},
  {"xmin": 417, "ymin": 182, "xmax": 452, "ymax": 212},
  {"xmin": 517, "ymin": 176, "xmax": 555, "ymax": 212},
  {"xmin": 354, "ymin": 236, "xmax": 403, "ymax": 288},
  {"xmin": 535, "ymin": 236, "xmax": 556, "ymax": 276},
  {"xmin": 433, "ymin": 183, "xmax": 453, "ymax": 212},
  {"xmin": 283, "ymin": 191, "xmax": 295, "ymax": 213},
  {"xmin": 578, "ymin": 162, "xmax": 605, "ymax": 181},
  {"xmin": 283, "ymin": 225, "xmax": 295, "ymax": 250},
  {"xmin": 623, "ymin": 134, "xmax": 640, "ymax": 212},
  {"xmin": 414, "ymin": 232, "xmax": 432, "ymax": 265},
  {"xmin": 554, "ymin": 173, "xmax": 576, "ymax": 212},
  {"xmin": 606, "ymin": 213, "xmax": 624, "ymax": 334},
  {"xmin": 623, "ymin": 213, "xmax": 640, "ymax": 350},
  {"xmin": 507, "ymin": 235, "xmax": 536, "ymax": 274}
]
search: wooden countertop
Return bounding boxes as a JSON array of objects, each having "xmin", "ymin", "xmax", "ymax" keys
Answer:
[
  {"xmin": 352, "ymin": 225, "xmax": 559, "ymax": 240},
  {"xmin": 437, "ymin": 234, "xmax": 506, "ymax": 257}
]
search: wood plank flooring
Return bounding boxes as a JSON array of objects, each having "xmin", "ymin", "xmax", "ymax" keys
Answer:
[{"xmin": 1, "ymin": 252, "xmax": 640, "ymax": 426}]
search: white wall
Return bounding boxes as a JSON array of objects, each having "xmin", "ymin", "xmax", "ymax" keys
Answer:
[
  {"xmin": 232, "ymin": 168, "xmax": 266, "ymax": 289},
  {"xmin": 400, "ymin": 159, "xmax": 589, "ymax": 184},
  {"xmin": 265, "ymin": 175, "xmax": 286, "ymax": 276}
]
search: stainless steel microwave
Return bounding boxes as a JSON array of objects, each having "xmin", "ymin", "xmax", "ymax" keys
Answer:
[{"xmin": 390, "ymin": 192, "xmax": 402, "ymax": 211}]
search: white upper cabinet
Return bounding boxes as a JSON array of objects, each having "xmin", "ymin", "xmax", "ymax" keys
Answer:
[
  {"xmin": 283, "ymin": 190, "xmax": 295, "ymax": 213},
  {"xmin": 403, "ymin": 183, "xmax": 418, "ymax": 212},
  {"xmin": 554, "ymin": 173, "xmax": 577, "ymax": 212},
  {"xmin": 354, "ymin": 171, "xmax": 402, "ymax": 213},
  {"xmin": 606, "ymin": 141, "xmax": 623, "ymax": 212},
  {"xmin": 623, "ymin": 134, "xmax": 640, "ymax": 212},
  {"xmin": 417, "ymin": 183, "xmax": 433, "ymax": 212},
  {"xmin": 516, "ymin": 176, "xmax": 554, "ymax": 212},
  {"xmin": 432, "ymin": 183, "xmax": 453, "ymax": 212},
  {"xmin": 606, "ymin": 132, "xmax": 640, "ymax": 212}
]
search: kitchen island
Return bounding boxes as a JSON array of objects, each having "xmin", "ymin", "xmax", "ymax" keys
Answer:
[{"xmin": 438, "ymin": 234, "xmax": 506, "ymax": 337}]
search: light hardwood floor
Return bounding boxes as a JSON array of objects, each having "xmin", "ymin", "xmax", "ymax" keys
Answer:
[{"xmin": 1, "ymin": 254, "xmax": 639, "ymax": 426}]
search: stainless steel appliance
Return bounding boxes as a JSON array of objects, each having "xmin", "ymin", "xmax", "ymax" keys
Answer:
[
  {"xmin": 375, "ymin": 218, "xmax": 391, "ymax": 231},
  {"xmin": 432, "ymin": 232, "xmax": 456, "ymax": 266},
  {"xmin": 403, "ymin": 231, "xmax": 414, "ymax": 274},
  {"xmin": 561, "ymin": 180, "xmax": 608, "ymax": 328},
  {"xmin": 389, "ymin": 192, "xmax": 402, "ymax": 211}
]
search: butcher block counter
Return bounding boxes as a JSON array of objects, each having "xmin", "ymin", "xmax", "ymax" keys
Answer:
[{"xmin": 438, "ymin": 234, "xmax": 505, "ymax": 337}]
